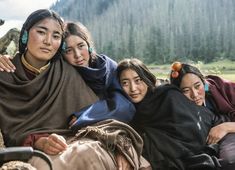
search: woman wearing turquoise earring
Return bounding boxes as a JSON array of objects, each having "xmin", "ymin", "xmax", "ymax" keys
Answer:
[{"xmin": 170, "ymin": 62, "xmax": 235, "ymax": 170}]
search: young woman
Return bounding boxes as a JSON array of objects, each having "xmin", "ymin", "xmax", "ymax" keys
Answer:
[
  {"xmin": 0, "ymin": 22, "xmax": 135, "ymax": 129},
  {"xmin": 0, "ymin": 9, "xmax": 149, "ymax": 170},
  {"xmin": 170, "ymin": 62, "xmax": 235, "ymax": 170},
  {"xmin": 116, "ymin": 58, "xmax": 215, "ymax": 170},
  {"xmin": 63, "ymin": 22, "xmax": 135, "ymax": 129}
]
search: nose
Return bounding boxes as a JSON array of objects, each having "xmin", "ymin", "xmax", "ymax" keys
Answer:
[
  {"xmin": 43, "ymin": 34, "xmax": 52, "ymax": 45},
  {"xmin": 130, "ymin": 82, "xmax": 137, "ymax": 92},
  {"xmin": 74, "ymin": 48, "xmax": 81, "ymax": 59},
  {"xmin": 191, "ymin": 88, "xmax": 198, "ymax": 99}
]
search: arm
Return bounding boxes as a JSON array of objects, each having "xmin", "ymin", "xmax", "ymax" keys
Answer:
[
  {"xmin": 207, "ymin": 122, "xmax": 235, "ymax": 144},
  {"xmin": 23, "ymin": 133, "xmax": 67, "ymax": 155},
  {"xmin": 0, "ymin": 54, "xmax": 16, "ymax": 72}
]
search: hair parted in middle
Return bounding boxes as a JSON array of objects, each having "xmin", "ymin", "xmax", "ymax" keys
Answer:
[{"xmin": 117, "ymin": 58, "xmax": 157, "ymax": 90}]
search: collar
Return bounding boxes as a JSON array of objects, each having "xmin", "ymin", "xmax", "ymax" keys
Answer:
[{"xmin": 21, "ymin": 55, "xmax": 50, "ymax": 75}]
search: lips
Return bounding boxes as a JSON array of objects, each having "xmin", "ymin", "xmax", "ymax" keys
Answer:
[
  {"xmin": 75, "ymin": 60, "xmax": 84, "ymax": 66},
  {"xmin": 130, "ymin": 94, "xmax": 139, "ymax": 99},
  {"xmin": 40, "ymin": 47, "xmax": 51, "ymax": 53}
]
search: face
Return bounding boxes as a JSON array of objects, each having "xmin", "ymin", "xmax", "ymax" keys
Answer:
[
  {"xmin": 26, "ymin": 18, "xmax": 63, "ymax": 68},
  {"xmin": 64, "ymin": 35, "xmax": 90, "ymax": 67},
  {"xmin": 180, "ymin": 73, "xmax": 205, "ymax": 106},
  {"xmin": 120, "ymin": 69, "xmax": 148, "ymax": 103}
]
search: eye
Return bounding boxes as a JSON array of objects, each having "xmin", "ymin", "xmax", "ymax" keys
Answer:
[
  {"xmin": 182, "ymin": 89, "xmax": 190, "ymax": 94},
  {"xmin": 53, "ymin": 34, "xmax": 62, "ymax": 40},
  {"xmin": 194, "ymin": 83, "xmax": 202, "ymax": 90},
  {"xmin": 121, "ymin": 81, "xmax": 129, "ymax": 87},
  {"xmin": 65, "ymin": 48, "xmax": 73, "ymax": 54},
  {"xmin": 135, "ymin": 78, "xmax": 142, "ymax": 84},
  {"xmin": 37, "ymin": 30, "xmax": 45, "ymax": 35}
]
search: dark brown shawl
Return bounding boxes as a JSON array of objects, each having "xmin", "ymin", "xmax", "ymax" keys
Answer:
[{"xmin": 0, "ymin": 53, "xmax": 98, "ymax": 146}]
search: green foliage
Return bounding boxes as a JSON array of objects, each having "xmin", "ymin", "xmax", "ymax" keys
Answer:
[{"xmin": 52, "ymin": 0, "xmax": 235, "ymax": 64}]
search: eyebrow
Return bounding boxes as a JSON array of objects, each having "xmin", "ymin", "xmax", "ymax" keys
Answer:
[
  {"xmin": 181, "ymin": 81, "xmax": 201, "ymax": 90},
  {"xmin": 35, "ymin": 25, "xmax": 62, "ymax": 35}
]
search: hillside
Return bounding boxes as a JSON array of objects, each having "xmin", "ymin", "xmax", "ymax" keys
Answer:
[{"xmin": 51, "ymin": 0, "xmax": 235, "ymax": 64}]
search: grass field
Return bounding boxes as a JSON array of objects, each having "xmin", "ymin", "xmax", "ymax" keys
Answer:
[{"xmin": 149, "ymin": 59, "xmax": 235, "ymax": 82}]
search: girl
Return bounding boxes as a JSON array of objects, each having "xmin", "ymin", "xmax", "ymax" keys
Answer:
[{"xmin": 170, "ymin": 62, "xmax": 235, "ymax": 170}]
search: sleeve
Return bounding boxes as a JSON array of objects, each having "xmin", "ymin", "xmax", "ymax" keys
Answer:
[
  {"xmin": 22, "ymin": 133, "xmax": 49, "ymax": 147},
  {"xmin": 71, "ymin": 91, "xmax": 135, "ymax": 130}
]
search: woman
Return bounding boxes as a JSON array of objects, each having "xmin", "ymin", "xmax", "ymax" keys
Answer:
[
  {"xmin": 63, "ymin": 22, "xmax": 135, "ymax": 129},
  {"xmin": 0, "ymin": 22, "xmax": 135, "ymax": 129},
  {"xmin": 170, "ymin": 61, "xmax": 235, "ymax": 170},
  {"xmin": 0, "ymin": 9, "xmax": 149, "ymax": 170},
  {"xmin": 116, "ymin": 58, "xmax": 215, "ymax": 170}
]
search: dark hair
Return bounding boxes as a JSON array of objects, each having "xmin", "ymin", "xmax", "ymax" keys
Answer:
[
  {"xmin": 170, "ymin": 62, "xmax": 205, "ymax": 87},
  {"xmin": 64, "ymin": 22, "xmax": 97, "ymax": 65},
  {"xmin": 19, "ymin": 9, "xmax": 64, "ymax": 58},
  {"xmin": 117, "ymin": 58, "xmax": 156, "ymax": 90}
]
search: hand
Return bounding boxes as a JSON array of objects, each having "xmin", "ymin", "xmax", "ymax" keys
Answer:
[
  {"xmin": 34, "ymin": 133, "xmax": 68, "ymax": 155},
  {"xmin": 116, "ymin": 152, "xmax": 133, "ymax": 170},
  {"xmin": 0, "ymin": 54, "xmax": 15, "ymax": 72},
  {"xmin": 69, "ymin": 115, "xmax": 78, "ymax": 129},
  {"xmin": 207, "ymin": 123, "xmax": 228, "ymax": 144}
]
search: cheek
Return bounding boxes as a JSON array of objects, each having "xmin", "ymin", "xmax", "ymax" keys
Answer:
[
  {"xmin": 52, "ymin": 40, "xmax": 62, "ymax": 51},
  {"xmin": 122, "ymin": 86, "xmax": 130, "ymax": 96},
  {"xmin": 198, "ymin": 87, "xmax": 205, "ymax": 98}
]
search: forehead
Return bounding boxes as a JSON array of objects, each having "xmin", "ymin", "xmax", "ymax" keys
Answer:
[
  {"xmin": 65, "ymin": 35, "xmax": 86, "ymax": 44},
  {"xmin": 31, "ymin": 18, "xmax": 63, "ymax": 33},
  {"xmin": 120, "ymin": 69, "xmax": 139, "ymax": 79},
  {"xmin": 181, "ymin": 73, "xmax": 202, "ymax": 87}
]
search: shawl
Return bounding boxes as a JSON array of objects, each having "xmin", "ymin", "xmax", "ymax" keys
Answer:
[
  {"xmin": 71, "ymin": 54, "xmax": 135, "ymax": 129},
  {"xmin": 132, "ymin": 84, "xmax": 214, "ymax": 170},
  {"xmin": 74, "ymin": 119, "xmax": 145, "ymax": 169},
  {"xmin": 75, "ymin": 54, "xmax": 117, "ymax": 97},
  {"xmin": 206, "ymin": 75, "xmax": 235, "ymax": 121},
  {"xmin": 0, "ymin": 53, "xmax": 98, "ymax": 146}
]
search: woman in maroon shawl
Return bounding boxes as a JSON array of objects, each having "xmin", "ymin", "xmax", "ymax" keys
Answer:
[{"xmin": 170, "ymin": 62, "xmax": 235, "ymax": 170}]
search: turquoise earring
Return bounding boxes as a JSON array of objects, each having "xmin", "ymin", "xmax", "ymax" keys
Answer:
[
  {"xmin": 88, "ymin": 47, "xmax": 93, "ymax": 53},
  {"xmin": 62, "ymin": 42, "xmax": 66, "ymax": 51},
  {"xmin": 204, "ymin": 83, "xmax": 209, "ymax": 92},
  {"xmin": 21, "ymin": 30, "xmax": 28, "ymax": 44}
]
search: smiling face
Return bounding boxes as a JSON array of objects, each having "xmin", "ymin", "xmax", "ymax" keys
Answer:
[
  {"xmin": 63, "ymin": 35, "xmax": 90, "ymax": 67},
  {"xmin": 25, "ymin": 18, "xmax": 63, "ymax": 68},
  {"xmin": 119, "ymin": 69, "xmax": 148, "ymax": 103},
  {"xmin": 180, "ymin": 73, "xmax": 205, "ymax": 106}
]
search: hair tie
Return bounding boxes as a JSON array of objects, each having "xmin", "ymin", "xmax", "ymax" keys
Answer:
[{"xmin": 171, "ymin": 62, "xmax": 182, "ymax": 78}]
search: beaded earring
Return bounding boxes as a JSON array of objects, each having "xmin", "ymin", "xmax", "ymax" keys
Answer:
[
  {"xmin": 204, "ymin": 83, "xmax": 209, "ymax": 92},
  {"xmin": 62, "ymin": 42, "xmax": 66, "ymax": 51},
  {"xmin": 21, "ymin": 30, "xmax": 28, "ymax": 44},
  {"xmin": 88, "ymin": 47, "xmax": 93, "ymax": 53}
]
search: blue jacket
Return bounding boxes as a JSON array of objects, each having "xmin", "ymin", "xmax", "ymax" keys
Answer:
[{"xmin": 71, "ymin": 54, "xmax": 135, "ymax": 129}]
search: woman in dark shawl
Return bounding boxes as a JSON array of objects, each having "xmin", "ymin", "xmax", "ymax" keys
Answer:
[
  {"xmin": 170, "ymin": 62, "xmax": 235, "ymax": 170},
  {"xmin": 117, "ymin": 58, "xmax": 215, "ymax": 170}
]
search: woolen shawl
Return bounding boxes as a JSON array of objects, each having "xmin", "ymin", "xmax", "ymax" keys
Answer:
[
  {"xmin": 132, "ymin": 84, "xmax": 214, "ymax": 170},
  {"xmin": 71, "ymin": 54, "xmax": 135, "ymax": 129},
  {"xmin": 206, "ymin": 75, "xmax": 235, "ymax": 121},
  {"xmin": 0, "ymin": 53, "xmax": 98, "ymax": 146}
]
